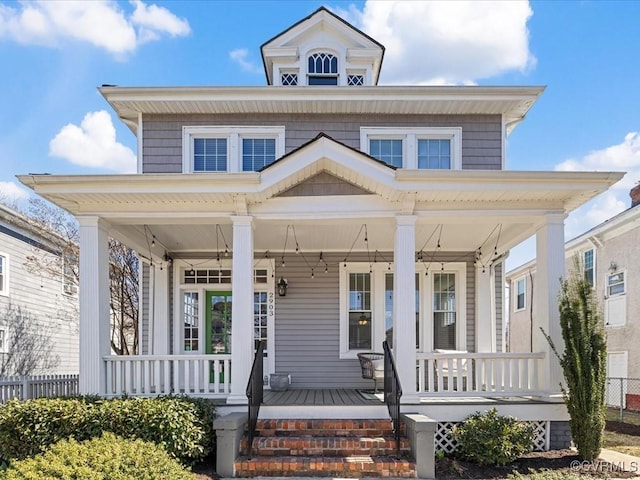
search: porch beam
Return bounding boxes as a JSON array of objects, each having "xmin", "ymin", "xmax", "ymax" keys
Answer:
[
  {"xmin": 533, "ymin": 214, "xmax": 565, "ymax": 395},
  {"xmin": 228, "ymin": 215, "xmax": 254, "ymax": 404},
  {"xmin": 78, "ymin": 216, "xmax": 111, "ymax": 395},
  {"xmin": 393, "ymin": 215, "xmax": 417, "ymax": 400}
]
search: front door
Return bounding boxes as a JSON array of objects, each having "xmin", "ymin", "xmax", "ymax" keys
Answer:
[{"xmin": 206, "ymin": 291, "xmax": 232, "ymax": 382}]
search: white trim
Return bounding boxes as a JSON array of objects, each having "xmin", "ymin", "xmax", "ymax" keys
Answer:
[
  {"xmin": 514, "ymin": 276, "xmax": 526, "ymax": 312},
  {"xmin": 182, "ymin": 126, "xmax": 285, "ymax": 173},
  {"xmin": 137, "ymin": 112, "xmax": 143, "ymax": 174},
  {"xmin": 171, "ymin": 258, "xmax": 275, "ymax": 377},
  {"xmin": 423, "ymin": 262, "xmax": 467, "ymax": 351},
  {"xmin": 339, "ymin": 261, "xmax": 467, "ymax": 358},
  {"xmin": 0, "ymin": 328, "xmax": 6, "ymax": 354},
  {"xmin": 0, "ymin": 252, "xmax": 8, "ymax": 297},
  {"xmin": 360, "ymin": 127, "xmax": 462, "ymax": 169},
  {"xmin": 606, "ymin": 269, "xmax": 626, "ymax": 297}
]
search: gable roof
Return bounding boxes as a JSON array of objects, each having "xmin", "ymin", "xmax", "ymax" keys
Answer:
[{"xmin": 260, "ymin": 6, "xmax": 385, "ymax": 85}]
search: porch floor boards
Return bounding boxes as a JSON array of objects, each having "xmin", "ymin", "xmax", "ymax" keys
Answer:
[{"xmin": 263, "ymin": 388, "xmax": 380, "ymax": 406}]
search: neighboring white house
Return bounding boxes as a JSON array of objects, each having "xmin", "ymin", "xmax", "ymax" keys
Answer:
[
  {"xmin": 507, "ymin": 184, "xmax": 640, "ymax": 408},
  {"xmin": 0, "ymin": 203, "xmax": 79, "ymax": 375},
  {"xmin": 19, "ymin": 6, "xmax": 622, "ymax": 449}
]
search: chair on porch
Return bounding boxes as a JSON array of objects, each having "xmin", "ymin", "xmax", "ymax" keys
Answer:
[{"xmin": 357, "ymin": 352, "xmax": 385, "ymax": 393}]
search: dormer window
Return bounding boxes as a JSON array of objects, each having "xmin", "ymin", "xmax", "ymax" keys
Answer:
[{"xmin": 308, "ymin": 52, "xmax": 338, "ymax": 85}]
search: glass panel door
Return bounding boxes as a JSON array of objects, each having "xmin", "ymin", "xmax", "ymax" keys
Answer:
[{"xmin": 206, "ymin": 291, "xmax": 232, "ymax": 383}]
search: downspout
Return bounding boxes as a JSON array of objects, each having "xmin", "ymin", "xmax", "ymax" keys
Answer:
[
  {"xmin": 491, "ymin": 252, "xmax": 509, "ymax": 353},
  {"xmin": 149, "ymin": 261, "xmax": 155, "ymax": 355},
  {"xmin": 137, "ymin": 112, "xmax": 143, "ymax": 174}
]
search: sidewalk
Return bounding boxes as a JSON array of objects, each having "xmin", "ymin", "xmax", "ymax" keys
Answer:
[{"xmin": 600, "ymin": 448, "xmax": 640, "ymax": 478}]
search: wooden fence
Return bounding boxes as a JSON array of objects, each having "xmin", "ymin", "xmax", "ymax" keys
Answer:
[{"xmin": 0, "ymin": 374, "xmax": 79, "ymax": 403}]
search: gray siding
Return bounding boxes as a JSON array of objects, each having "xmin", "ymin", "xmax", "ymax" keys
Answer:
[
  {"xmin": 0, "ymin": 216, "xmax": 79, "ymax": 374},
  {"xmin": 274, "ymin": 251, "xmax": 476, "ymax": 389},
  {"xmin": 142, "ymin": 113, "xmax": 502, "ymax": 173}
]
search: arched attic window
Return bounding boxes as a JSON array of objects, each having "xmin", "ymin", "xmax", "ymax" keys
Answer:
[{"xmin": 308, "ymin": 52, "xmax": 338, "ymax": 85}]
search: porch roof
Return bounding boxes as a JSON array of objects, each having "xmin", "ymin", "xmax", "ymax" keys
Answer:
[{"xmin": 17, "ymin": 169, "xmax": 622, "ymax": 218}]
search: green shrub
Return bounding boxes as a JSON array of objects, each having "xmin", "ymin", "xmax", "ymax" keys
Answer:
[
  {"xmin": 0, "ymin": 432, "xmax": 194, "ymax": 480},
  {"xmin": 97, "ymin": 397, "xmax": 208, "ymax": 463},
  {"xmin": 452, "ymin": 408, "xmax": 535, "ymax": 466},
  {"xmin": 0, "ymin": 397, "xmax": 96, "ymax": 460},
  {"xmin": 0, "ymin": 396, "xmax": 215, "ymax": 463},
  {"xmin": 159, "ymin": 395, "xmax": 217, "ymax": 457}
]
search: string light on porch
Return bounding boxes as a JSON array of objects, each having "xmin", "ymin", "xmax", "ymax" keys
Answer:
[
  {"xmin": 278, "ymin": 225, "xmax": 331, "ymax": 279},
  {"xmin": 416, "ymin": 224, "xmax": 443, "ymax": 276},
  {"xmin": 474, "ymin": 224, "xmax": 503, "ymax": 274}
]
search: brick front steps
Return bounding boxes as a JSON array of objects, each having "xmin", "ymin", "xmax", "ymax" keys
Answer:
[{"xmin": 235, "ymin": 419, "xmax": 416, "ymax": 478}]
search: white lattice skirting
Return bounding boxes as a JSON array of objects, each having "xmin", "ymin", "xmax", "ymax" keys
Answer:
[{"xmin": 435, "ymin": 421, "xmax": 549, "ymax": 454}]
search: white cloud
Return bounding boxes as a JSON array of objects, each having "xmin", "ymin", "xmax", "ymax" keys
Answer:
[
  {"xmin": 556, "ymin": 132, "xmax": 640, "ymax": 240},
  {"xmin": 49, "ymin": 110, "xmax": 136, "ymax": 173},
  {"xmin": 0, "ymin": 181, "xmax": 30, "ymax": 205},
  {"xmin": 0, "ymin": 0, "xmax": 190, "ymax": 55},
  {"xmin": 229, "ymin": 48, "xmax": 262, "ymax": 74},
  {"xmin": 337, "ymin": 0, "xmax": 535, "ymax": 84}
]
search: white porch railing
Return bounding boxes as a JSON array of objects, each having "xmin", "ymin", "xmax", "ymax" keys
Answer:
[
  {"xmin": 416, "ymin": 352, "xmax": 545, "ymax": 397},
  {"xmin": 0, "ymin": 374, "xmax": 79, "ymax": 403},
  {"xmin": 103, "ymin": 355, "xmax": 231, "ymax": 397}
]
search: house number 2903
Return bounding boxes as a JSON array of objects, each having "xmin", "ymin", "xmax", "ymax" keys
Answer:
[{"xmin": 268, "ymin": 292, "xmax": 275, "ymax": 316}]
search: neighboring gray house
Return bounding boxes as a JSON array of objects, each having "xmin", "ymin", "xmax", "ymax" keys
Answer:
[
  {"xmin": 19, "ymin": 6, "xmax": 621, "ymax": 464},
  {"xmin": 507, "ymin": 184, "xmax": 640, "ymax": 405},
  {"xmin": 0, "ymin": 203, "xmax": 79, "ymax": 375}
]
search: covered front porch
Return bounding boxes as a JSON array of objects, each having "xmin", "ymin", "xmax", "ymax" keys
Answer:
[{"xmin": 18, "ymin": 142, "xmax": 622, "ymax": 408}]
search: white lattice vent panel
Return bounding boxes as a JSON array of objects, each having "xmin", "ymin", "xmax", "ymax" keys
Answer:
[
  {"xmin": 435, "ymin": 422, "xmax": 457, "ymax": 454},
  {"xmin": 435, "ymin": 420, "xmax": 548, "ymax": 454},
  {"xmin": 528, "ymin": 420, "xmax": 548, "ymax": 451}
]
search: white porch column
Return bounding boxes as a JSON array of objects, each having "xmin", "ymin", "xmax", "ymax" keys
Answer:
[
  {"xmin": 534, "ymin": 214, "xmax": 566, "ymax": 395},
  {"xmin": 78, "ymin": 216, "xmax": 110, "ymax": 395},
  {"xmin": 393, "ymin": 215, "xmax": 417, "ymax": 400},
  {"xmin": 152, "ymin": 266, "xmax": 170, "ymax": 355},
  {"xmin": 228, "ymin": 216, "xmax": 254, "ymax": 404},
  {"xmin": 475, "ymin": 267, "xmax": 495, "ymax": 352}
]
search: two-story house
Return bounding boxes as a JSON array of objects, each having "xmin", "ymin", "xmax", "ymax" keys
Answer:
[
  {"xmin": 0, "ymin": 203, "xmax": 79, "ymax": 375},
  {"xmin": 19, "ymin": 6, "xmax": 622, "ymax": 461},
  {"xmin": 508, "ymin": 184, "xmax": 640, "ymax": 409}
]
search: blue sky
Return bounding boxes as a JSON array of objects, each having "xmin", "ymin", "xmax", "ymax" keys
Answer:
[{"xmin": 0, "ymin": 0, "xmax": 638, "ymax": 270}]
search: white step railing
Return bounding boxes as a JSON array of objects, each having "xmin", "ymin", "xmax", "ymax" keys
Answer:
[
  {"xmin": 416, "ymin": 352, "xmax": 545, "ymax": 396},
  {"xmin": 104, "ymin": 355, "xmax": 231, "ymax": 397},
  {"xmin": 0, "ymin": 374, "xmax": 79, "ymax": 403}
]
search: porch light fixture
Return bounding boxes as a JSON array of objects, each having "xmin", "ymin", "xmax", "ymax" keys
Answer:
[
  {"xmin": 358, "ymin": 314, "xmax": 369, "ymax": 325},
  {"xmin": 277, "ymin": 277, "xmax": 288, "ymax": 296},
  {"xmin": 609, "ymin": 261, "xmax": 618, "ymax": 273}
]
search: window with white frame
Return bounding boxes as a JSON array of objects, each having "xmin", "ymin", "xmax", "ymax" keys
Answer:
[
  {"xmin": 0, "ymin": 329, "xmax": 5, "ymax": 353},
  {"xmin": 0, "ymin": 254, "xmax": 6, "ymax": 295},
  {"xmin": 515, "ymin": 277, "xmax": 526, "ymax": 311},
  {"xmin": 340, "ymin": 262, "xmax": 465, "ymax": 357},
  {"xmin": 360, "ymin": 127, "xmax": 462, "ymax": 169},
  {"xmin": 182, "ymin": 126, "xmax": 285, "ymax": 173},
  {"xmin": 348, "ymin": 272, "xmax": 372, "ymax": 349},
  {"xmin": 281, "ymin": 71, "xmax": 298, "ymax": 86},
  {"xmin": 607, "ymin": 271, "xmax": 625, "ymax": 297},
  {"xmin": 307, "ymin": 52, "xmax": 338, "ymax": 85},
  {"xmin": 183, "ymin": 292, "xmax": 199, "ymax": 351},
  {"xmin": 584, "ymin": 249, "xmax": 595, "ymax": 287}
]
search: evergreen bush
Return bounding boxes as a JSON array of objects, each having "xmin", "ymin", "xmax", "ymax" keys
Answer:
[
  {"xmin": 543, "ymin": 256, "xmax": 607, "ymax": 461},
  {"xmin": 0, "ymin": 432, "xmax": 194, "ymax": 480},
  {"xmin": 0, "ymin": 396, "xmax": 216, "ymax": 463},
  {"xmin": 452, "ymin": 408, "xmax": 535, "ymax": 465}
]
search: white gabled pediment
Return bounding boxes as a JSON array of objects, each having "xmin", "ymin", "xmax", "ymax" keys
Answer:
[{"xmin": 258, "ymin": 134, "xmax": 398, "ymax": 201}]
